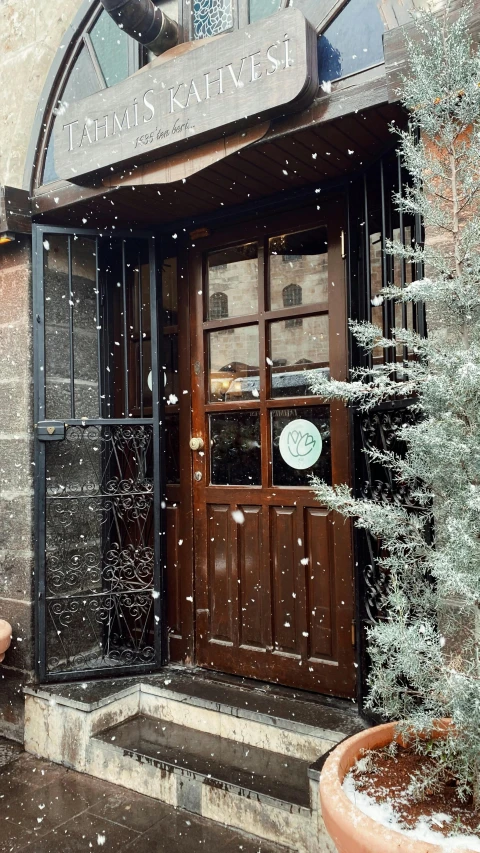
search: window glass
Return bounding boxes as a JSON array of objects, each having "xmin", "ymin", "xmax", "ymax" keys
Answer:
[
  {"xmin": 249, "ymin": 0, "xmax": 282, "ymax": 23},
  {"xmin": 210, "ymin": 412, "xmax": 261, "ymax": 485},
  {"xmin": 90, "ymin": 10, "xmax": 130, "ymax": 88},
  {"xmin": 62, "ymin": 45, "xmax": 103, "ymax": 103},
  {"xmin": 317, "ymin": 0, "xmax": 385, "ymax": 83},
  {"xmin": 269, "ymin": 228, "xmax": 328, "ymax": 310},
  {"xmin": 208, "ymin": 326, "xmax": 259, "ymax": 402},
  {"xmin": 207, "ymin": 244, "xmax": 258, "ymax": 319},
  {"xmin": 271, "ymin": 406, "xmax": 331, "ymax": 487},
  {"xmin": 42, "ymin": 46, "xmax": 103, "ymax": 185},
  {"xmin": 193, "ymin": 0, "xmax": 233, "ymax": 39},
  {"xmin": 269, "ymin": 315, "xmax": 329, "ymax": 398}
]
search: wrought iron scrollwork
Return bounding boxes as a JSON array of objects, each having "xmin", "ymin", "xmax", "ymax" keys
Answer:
[{"xmin": 45, "ymin": 424, "xmax": 155, "ymax": 674}]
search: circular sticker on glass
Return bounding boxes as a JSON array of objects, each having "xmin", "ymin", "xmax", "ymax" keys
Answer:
[
  {"xmin": 279, "ymin": 419, "xmax": 322, "ymax": 470},
  {"xmin": 147, "ymin": 371, "xmax": 152, "ymax": 391}
]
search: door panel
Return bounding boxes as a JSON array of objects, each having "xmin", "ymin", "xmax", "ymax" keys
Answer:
[{"xmin": 190, "ymin": 202, "xmax": 355, "ymax": 697}]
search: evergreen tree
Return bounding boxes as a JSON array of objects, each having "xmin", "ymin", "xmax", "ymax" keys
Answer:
[{"xmin": 311, "ymin": 4, "xmax": 480, "ymax": 802}]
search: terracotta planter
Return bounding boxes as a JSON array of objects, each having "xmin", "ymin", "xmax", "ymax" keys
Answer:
[
  {"xmin": 0, "ymin": 620, "xmax": 12, "ymax": 663},
  {"xmin": 320, "ymin": 721, "xmax": 474, "ymax": 853}
]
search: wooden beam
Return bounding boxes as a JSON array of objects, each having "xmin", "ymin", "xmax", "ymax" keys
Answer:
[{"xmin": 0, "ymin": 187, "xmax": 31, "ymax": 235}]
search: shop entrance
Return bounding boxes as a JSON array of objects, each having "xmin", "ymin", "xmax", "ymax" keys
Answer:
[{"xmin": 188, "ymin": 202, "xmax": 356, "ymax": 697}]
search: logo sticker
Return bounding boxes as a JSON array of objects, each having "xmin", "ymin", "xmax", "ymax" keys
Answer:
[{"xmin": 279, "ymin": 419, "xmax": 322, "ymax": 470}]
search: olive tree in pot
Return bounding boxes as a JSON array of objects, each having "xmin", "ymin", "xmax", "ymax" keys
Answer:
[{"xmin": 311, "ymin": 6, "xmax": 480, "ymax": 852}]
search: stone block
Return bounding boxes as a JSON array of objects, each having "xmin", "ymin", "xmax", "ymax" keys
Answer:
[
  {"xmin": 0, "ymin": 324, "xmax": 32, "ymax": 383},
  {"xmin": 0, "ymin": 550, "xmax": 34, "ymax": 600},
  {"xmin": 0, "ymin": 665, "xmax": 28, "ymax": 742},
  {"xmin": 0, "ymin": 436, "xmax": 33, "ymax": 495},
  {"xmin": 0, "ymin": 238, "xmax": 31, "ymax": 274},
  {"xmin": 0, "ymin": 597, "xmax": 34, "ymax": 672},
  {"xmin": 0, "ymin": 494, "xmax": 33, "ymax": 551},
  {"xmin": 0, "ymin": 382, "xmax": 32, "ymax": 433}
]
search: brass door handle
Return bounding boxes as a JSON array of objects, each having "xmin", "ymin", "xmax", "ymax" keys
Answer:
[{"xmin": 189, "ymin": 437, "xmax": 204, "ymax": 451}]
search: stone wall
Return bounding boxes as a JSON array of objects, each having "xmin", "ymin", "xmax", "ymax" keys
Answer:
[
  {"xmin": 0, "ymin": 0, "xmax": 85, "ymax": 740},
  {"xmin": 0, "ymin": 0, "xmax": 84, "ymax": 189},
  {"xmin": 0, "ymin": 237, "xmax": 34, "ymax": 741}
]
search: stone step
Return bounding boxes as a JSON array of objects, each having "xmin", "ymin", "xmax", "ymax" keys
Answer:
[
  {"xmin": 94, "ymin": 714, "xmax": 311, "ymax": 808},
  {"xmin": 24, "ymin": 669, "xmax": 364, "ymax": 851},
  {"xmin": 88, "ymin": 713, "xmax": 323, "ymax": 852},
  {"xmin": 138, "ymin": 671, "xmax": 364, "ymax": 763}
]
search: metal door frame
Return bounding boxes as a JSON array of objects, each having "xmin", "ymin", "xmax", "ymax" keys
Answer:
[{"xmin": 33, "ymin": 224, "xmax": 165, "ymax": 682}]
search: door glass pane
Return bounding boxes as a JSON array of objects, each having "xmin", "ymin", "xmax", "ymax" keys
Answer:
[
  {"xmin": 163, "ymin": 257, "xmax": 178, "ymax": 325},
  {"xmin": 72, "ymin": 237, "xmax": 99, "ymax": 419},
  {"xmin": 44, "ymin": 234, "xmax": 71, "ymax": 419},
  {"xmin": 317, "ymin": 0, "xmax": 385, "ymax": 83},
  {"xmin": 271, "ymin": 406, "xmax": 331, "ymax": 487},
  {"xmin": 270, "ymin": 315, "xmax": 329, "ymax": 398},
  {"xmin": 249, "ymin": 0, "xmax": 281, "ymax": 22},
  {"xmin": 207, "ymin": 244, "xmax": 258, "ymax": 319},
  {"xmin": 193, "ymin": 0, "xmax": 233, "ymax": 39},
  {"xmin": 210, "ymin": 412, "xmax": 261, "ymax": 485},
  {"xmin": 208, "ymin": 325, "xmax": 259, "ymax": 402},
  {"xmin": 269, "ymin": 228, "xmax": 328, "ymax": 311},
  {"xmin": 90, "ymin": 10, "xmax": 130, "ymax": 88}
]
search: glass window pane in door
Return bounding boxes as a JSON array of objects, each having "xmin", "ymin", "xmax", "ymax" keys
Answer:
[
  {"xmin": 270, "ymin": 315, "xmax": 329, "ymax": 398},
  {"xmin": 44, "ymin": 235, "xmax": 71, "ymax": 419},
  {"xmin": 271, "ymin": 406, "xmax": 331, "ymax": 486},
  {"xmin": 269, "ymin": 228, "xmax": 328, "ymax": 311},
  {"xmin": 72, "ymin": 237, "xmax": 99, "ymax": 419},
  {"xmin": 208, "ymin": 325, "xmax": 259, "ymax": 402},
  {"xmin": 210, "ymin": 412, "xmax": 261, "ymax": 485},
  {"xmin": 207, "ymin": 244, "xmax": 258, "ymax": 319},
  {"xmin": 90, "ymin": 10, "xmax": 130, "ymax": 88}
]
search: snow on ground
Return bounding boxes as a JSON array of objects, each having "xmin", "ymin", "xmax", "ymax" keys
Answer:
[{"xmin": 343, "ymin": 771, "xmax": 480, "ymax": 852}]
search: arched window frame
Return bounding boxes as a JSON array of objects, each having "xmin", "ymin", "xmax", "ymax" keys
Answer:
[
  {"xmin": 282, "ymin": 282, "xmax": 303, "ymax": 329},
  {"xmin": 209, "ymin": 291, "xmax": 229, "ymax": 320},
  {"xmin": 30, "ymin": 1, "xmax": 143, "ymax": 193}
]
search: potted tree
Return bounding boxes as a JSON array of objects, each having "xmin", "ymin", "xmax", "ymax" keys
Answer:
[{"xmin": 312, "ymin": 5, "xmax": 480, "ymax": 851}]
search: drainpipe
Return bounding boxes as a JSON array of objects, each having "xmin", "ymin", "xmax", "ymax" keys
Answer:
[{"xmin": 100, "ymin": 0, "xmax": 178, "ymax": 56}]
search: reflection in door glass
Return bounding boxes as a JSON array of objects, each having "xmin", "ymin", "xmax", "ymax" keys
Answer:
[
  {"xmin": 270, "ymin": 315, "xmax": 329, "ymax": 398},
  {"xmin": 271, "ymin": 407, "xmax": 331, "ymax": 486},
  {"xmin": 269, "ymin": 228, "xmax": 328, "ymax": 310},
  {"xmin": 210, "ymin": 412, "xmax": 261, "ymax": 485},
  {"xmin": 207, "ymin": 244, "xmax": 258, "ymax": 319},
  {"xmin": 208, "ymin": 325, "xmax": 259, "ymax": 401}
]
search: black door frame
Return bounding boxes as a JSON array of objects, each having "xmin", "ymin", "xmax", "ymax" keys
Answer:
[{"xmin": 33, "ymin": 224, "xmax": 166, "ymax": 682}]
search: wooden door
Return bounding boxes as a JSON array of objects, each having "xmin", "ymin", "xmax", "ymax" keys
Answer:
[{"xmin": 190, "ymin": 200, "xmax": 355, "ymax": 697}]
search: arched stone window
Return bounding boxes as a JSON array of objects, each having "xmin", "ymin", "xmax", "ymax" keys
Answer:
[
  {"xmin": 283, "ymin": 283, "xmax": 302, "ymax": 329},
  {"xmin": 209, "ymin": 291, "xmax": 229, "ymax": 320}
]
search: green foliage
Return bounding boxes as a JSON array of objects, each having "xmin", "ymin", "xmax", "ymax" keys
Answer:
[{"xmin": 310, "ymin": 4, "xmax": 480, "ymax": 799}]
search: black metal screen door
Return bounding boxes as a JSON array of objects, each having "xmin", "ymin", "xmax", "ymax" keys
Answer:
[{"xmin": 33, "ymin": 225, "xmax": 164, "ymax": 681}]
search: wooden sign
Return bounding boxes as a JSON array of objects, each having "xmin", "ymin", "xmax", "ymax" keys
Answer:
[{"xmin": 54, "ymin": 8, "xmax": 318, "ymax": 183}]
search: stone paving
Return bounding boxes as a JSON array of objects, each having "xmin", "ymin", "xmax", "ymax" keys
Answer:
[{"xmin": 0, "ymin": 739, "xmax": 290, "ymax": 853}]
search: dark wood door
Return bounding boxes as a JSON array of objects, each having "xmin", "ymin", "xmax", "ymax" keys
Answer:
[{"xmin": 190, "ymin": 200, "xmax": 355, "ymax": 697}]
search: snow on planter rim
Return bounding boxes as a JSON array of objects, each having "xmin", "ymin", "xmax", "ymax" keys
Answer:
[{"xmin": 342, "ymin": 771, "xmax": 480, "ymax": 852}]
